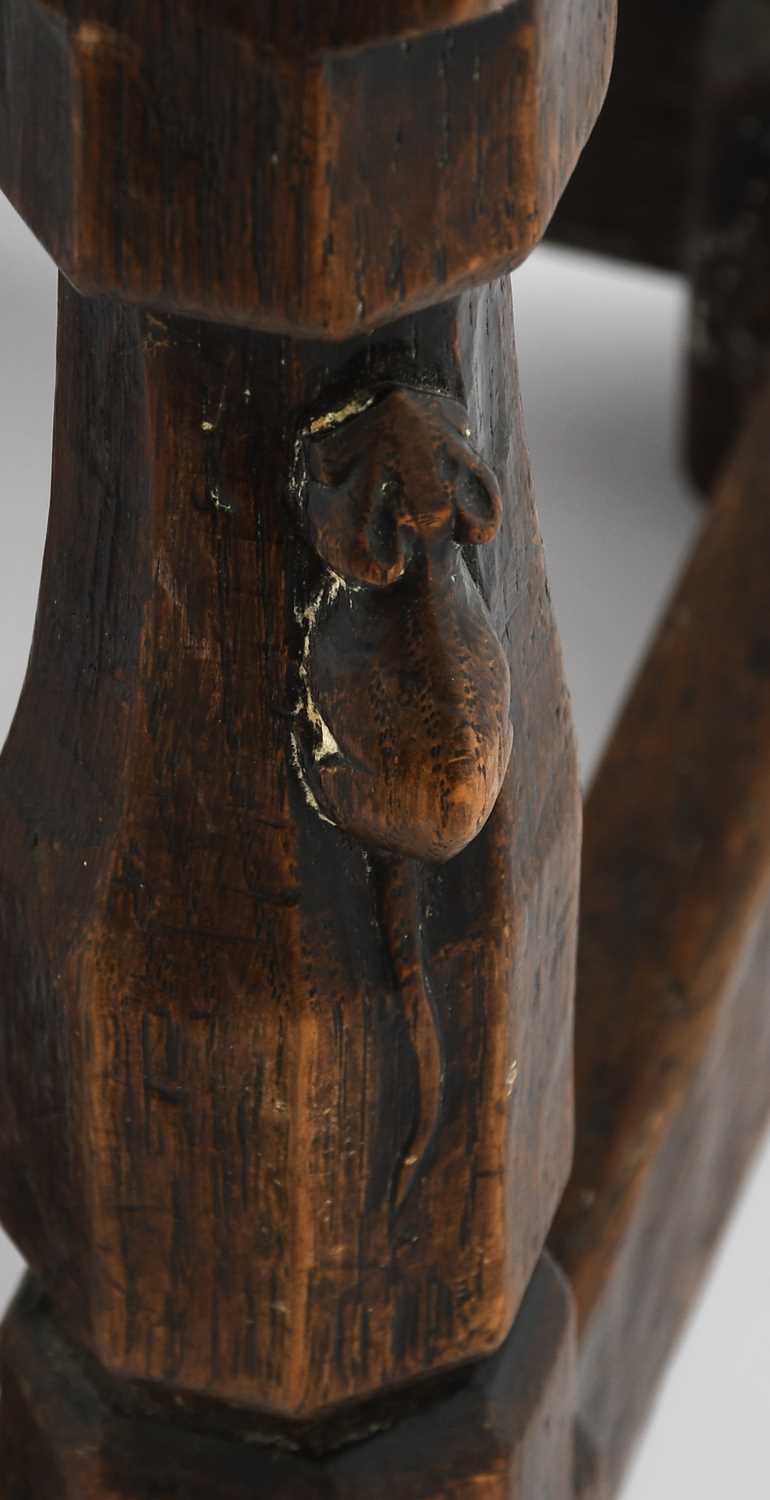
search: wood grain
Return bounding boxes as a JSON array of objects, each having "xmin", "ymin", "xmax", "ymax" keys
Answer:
[
  {"xmin": 299, "ymin": 388, "xmax": 512, "ymax": 862},
  {"xmin": 0, "ymin": 273, "xmax": 580, "ymax": 1422},
  {"xmin": 0, "ymin": 1256, "xmax": 575, "ymax": 1500},
  {"xmin": 41, "ymin": 0, "xmax": 534, "ymax": 50},
  {"xmin": 551, "ymin": 379, "xmax": 770, "ymax": 1492},
  {"xmin": 0, "ymin": 0, "xmax": 612, "ymax": 1485},
  {"xmin": 0, "ymin": 0, "xmax": 616, "ymax": 337}
]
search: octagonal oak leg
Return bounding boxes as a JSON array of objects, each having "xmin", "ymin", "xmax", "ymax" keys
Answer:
[
  {"xmin": 0, "ymin": 0, "xmax": 617, "ymax": 1490},
  {"xmin": 0, "ymin": 272, "xmax": 581, "ymax": 1492}
]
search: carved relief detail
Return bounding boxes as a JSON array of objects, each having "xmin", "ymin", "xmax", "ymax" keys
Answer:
[
  {"xmin": 293, "ymin": 386, "xmax": 512, "ymax": 864},
  {"xmin": 291, "ymin": 386, "xmax": 513, "ymax": 1206}
]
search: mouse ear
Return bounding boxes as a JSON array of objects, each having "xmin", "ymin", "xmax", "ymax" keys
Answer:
[
  {"xmin": 302, "ymin": 387, "xmax": 502, "ymax": 583},
  {"xmin": 442, "ymin": 426, "xmax": 503, "ymax": 545}
]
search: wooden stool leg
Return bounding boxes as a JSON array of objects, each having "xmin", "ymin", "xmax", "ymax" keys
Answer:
[
  {"xmin": 685, "ymin": 0, "xmax": 770, "ymax": 494},
  {"xmin": 0, "ymin": 2, "xmax": 616, "ymax": 1493},
  {"xmin": 0, "ymin": 1258, "xmax": 575, "ymax": 1500},
  {"xmin": 0, "ymin": 270, "xmax": 581, "ymax": 1492},
  {"xmin": 551, "ymin": 0, "xmax": 713, "ymax": 271}
]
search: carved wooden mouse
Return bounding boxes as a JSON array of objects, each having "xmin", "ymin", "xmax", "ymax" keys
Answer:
[
  {"xmin": 293, "ymin": 386, "xmax": 513, "ymax": 1206},
  {"xmin": 294, "ymin": 386, "xmax": 512, "ymax": 864}
]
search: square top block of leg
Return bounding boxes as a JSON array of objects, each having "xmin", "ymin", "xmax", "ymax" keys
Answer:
[
  {"xmin": 0, "ymin": 1257, "xmax": 575, "ymax": 1500},
  {"xmin": 0, "ymin": 0, "xmax": 616, "ymax": 335}
]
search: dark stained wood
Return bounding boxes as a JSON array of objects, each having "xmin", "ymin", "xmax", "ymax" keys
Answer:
[
  {"xmin": 685, "ymin": 0, "xmax": 770, "ymax": 494},
  {"xmin": 550, "ymin": 379, "xmax": 770, "ymax": 1492},
  {"xmin": 42, "ymin": 0, "xmax": 540, "ymax": 50},
  {"xmin": 574, "ymin": 1426, "xmax": 608, "ymax": 1500},
  {"xmin": 0, "ymin": 0, "xmax": 615, "ymax": 338},
  {"xmin": 300, "ymin": 388, "xmax": 512, "ymax": 862},
  {"xmin": 0, "ymin": 272, "xmax": 580, "ymax": 1423},
  {"xmin": 0, "ymin": 1256, "xmax": 575, "ymax": 1500},
  {"xmin": 0, "ymin": 0, "xmax": 617, "ymax": 1489},
  {"xmin": 551, "ymin": 0, "xmax": 716, "ymax": 271}
]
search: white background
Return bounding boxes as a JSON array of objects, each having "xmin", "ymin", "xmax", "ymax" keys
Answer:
[{"xmin": 0, "ymin": 193, "xmax": 769, "ymax": 1496}]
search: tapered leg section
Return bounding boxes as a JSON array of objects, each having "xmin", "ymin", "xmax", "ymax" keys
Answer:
[{"xmin": 0, "ymin": 271, "xmax": 580, "ymax": 1471}]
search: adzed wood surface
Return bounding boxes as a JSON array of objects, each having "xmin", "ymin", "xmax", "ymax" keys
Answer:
[
  {"xmin": 0, "ymin": 1256, "xmax": 575, "ymax": 1500},
  {"xmin": 0, "ymin": 0, "xmax": 618, "ymax": 1489},
  {"xmin": 300, "ymin": 386, "xmax": 513, "ymax": 863},
  {"xmin": 0, "ymin": 273, "xmax": 580, "ymax": 1425},
  {"xmin": 0, "ymin": 0, "xmax": 616, "ymax": 336}
]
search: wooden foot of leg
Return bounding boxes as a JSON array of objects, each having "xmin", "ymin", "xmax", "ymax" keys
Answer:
[{"xmin": 0, "ymin": 1258, "xmax": 574, "ymax": 1500}]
